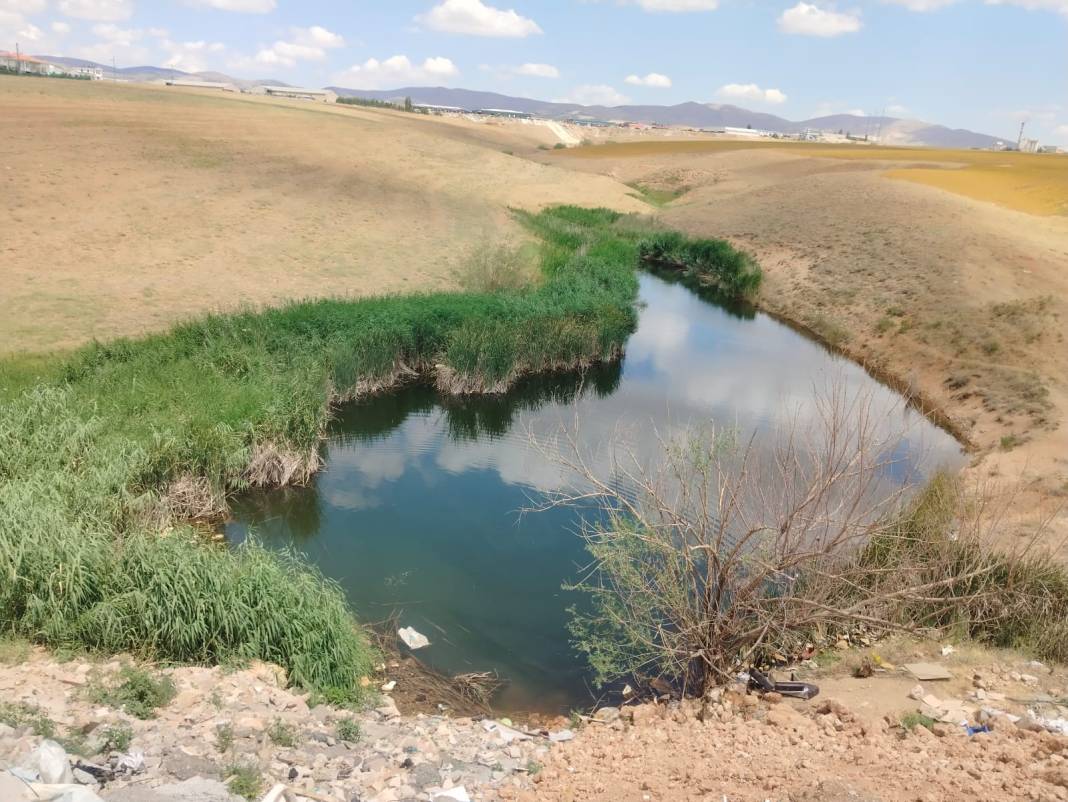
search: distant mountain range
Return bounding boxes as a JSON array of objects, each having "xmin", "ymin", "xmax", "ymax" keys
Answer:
[
  {"xmin": 327, "ymin": 86, "xmax": 1005, "ymax": 150},
  {"xmin": 35, "ymin": 56, "xmax": 286, "ymax": 90},
  {"xmin": 31, "ymin": 55, "xmax": 1004, "ymax": 149}
]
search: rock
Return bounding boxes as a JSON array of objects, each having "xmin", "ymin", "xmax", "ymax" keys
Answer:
[
  {"xmin": 433, "ymin": 787, "xmax": 471, "ymax": 802},
  {"xmin": 381, "ymin": 681, "xmax": 397, "ymax": 692},
  {"xmin": 763, "ymin": 692, "xmax": 784, "ymax": 705},
  {"xmin": 547, "ymin": 729, "xmax": 575, "ymax": 743},
  {"xmin": 106, "ymin": 777, "xmax": 244, "ymax": 802},
  {"xmin": 162, "ymin": 752, "xmax": 221, "ymax": 781},
  {"xmin": 592, "ymin": 707, "xmax": 620, "ymax": 724},
  {"xmin": 73, "ymin": 766, "xmax": 100, "ymax": 785},
  {"xmin": 27, "ymin": 739, "xmax": 75, "ymax": 784},
  {"xmin": 375, "ymin": 697, "xmax": 401, "ymax": 720},
  {"xmin": 410, "ymin": 762, "xmax": 441, "ymax": 788}
]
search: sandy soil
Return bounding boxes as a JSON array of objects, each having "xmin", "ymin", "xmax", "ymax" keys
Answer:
[
  {"xmin": 0, "ymin": 77, "xmax": 642, "ymax": 353},
  {"xmin": 524, "ymin": 694, "xmax": 1068, "ymax": 802},
  {"xmin": 544, "ymin": 143, "xmax": 1068, "ymax": 555}
]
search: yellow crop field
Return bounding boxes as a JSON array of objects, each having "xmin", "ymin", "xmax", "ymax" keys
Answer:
[{"xmin": 559, "ymin": 140, "xmax": 1068, "ymax": 216}]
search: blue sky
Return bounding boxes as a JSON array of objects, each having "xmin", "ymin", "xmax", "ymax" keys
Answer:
[{"xmin": 2, "ymin": 0, "xmax": 1066, "ymax": 144}]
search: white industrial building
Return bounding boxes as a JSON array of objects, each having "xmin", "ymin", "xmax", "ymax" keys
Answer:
[
  {"xmin": 165, "ymin": 79, "xmax": 237, "ymax": 92},
  {"xmin": 252, "ymin": 85, "xmax": 337, "ymax": 103}
]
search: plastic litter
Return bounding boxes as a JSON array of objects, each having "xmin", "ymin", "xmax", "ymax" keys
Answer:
[
  {"xmin": 398, "ymin": 626, "xmax": 430, "ymax": 650},
  {"xmin": 480, "ymin": 719, "xmax": 532, "ymax": 743},
  {"xmin": 548, "ymin": 729, "xmax": 576, "ymax": 742},
  {"xmin": 748, "ymin": 668, "xmax": 819, "ymax": 700},
  {"xmin": 965, "ymin": 724, "xmax": 992, "ymax": 736}
]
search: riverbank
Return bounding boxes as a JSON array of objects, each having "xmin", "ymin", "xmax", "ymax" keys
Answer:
[
  {"xmin": 543, "ymin": 143, "xmax": 1068, "ymax": 557},
  {"xmin": 0, "ymin": 206, "xmax": 757, "ymax": 702},
  {"xmin": 3, "ymin": 639, "xmax": 1068, "ymax": 802}
]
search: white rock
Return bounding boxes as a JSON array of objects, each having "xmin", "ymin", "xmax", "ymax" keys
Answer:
[{"xmin": 434, "ymin": 787, "xmax": 472, "ymax": 802}]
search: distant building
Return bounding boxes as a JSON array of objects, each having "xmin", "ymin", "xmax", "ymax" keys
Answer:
[
  {"xmin": 68, "ymin": 65, "xmax": 104, "ymax": 80},
  {"xmin": 714, "ymin": 126, "xmax": 770, "ymax": 139},
  {"xmin": 165, "ymin": 79, "xmax": 236, "ymax": 92},
  {"xmin": 0, "ymin": 51, "xmax": 53, "ymax": 76},
  {"xmin": 476, "ymin": 108, "xmax": 532, "ymax": 120},
  {"xmin": 413, "ymin": 103, "xmax": 467, "ymax": 115},
  {"xmin": 566, "ymin": 118, "xmax": 615, "ymax": 128},
  {"xmin": 1, "ymin": 53, "xmax": 103, "ymax": 79},
  {"xmin": 252, "ymin": 85, "xmax": 338, "ymax": 103},
  {"xmin": 1020, "ymin": 138, "xmax": 1040, "ymax": 154}
]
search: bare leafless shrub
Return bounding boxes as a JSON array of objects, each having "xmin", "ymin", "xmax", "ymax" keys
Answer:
[{"xmin": 538, "ymin": 387, "xmax": 1051, "ymax": 697}]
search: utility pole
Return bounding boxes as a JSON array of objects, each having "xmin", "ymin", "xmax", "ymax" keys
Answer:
[{"xmin": 15, "ymin": 41, "xmax": 21, "ymax": 76}]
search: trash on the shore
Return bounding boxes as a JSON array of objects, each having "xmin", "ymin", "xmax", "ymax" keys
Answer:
[
  {"xmin": 381, "ymin": 680, "xmax": 397, "ymax": 692},
  {"xmin": 941, "ymin": 645, "xmax": 956, "ymax": 657},
  {"xmin": 748, "ymin": 668, "xmax": 819, "ymax": 700},
  {"xmin": 548, "ymin": 729, "xmax": 575, "ymax": 742},
  {"xmin": 904, "ymin": 662, "xmax": 952, "ymax": 681},
  {"xmin": 398, "ymin": 626, "xmax": 430, "ymax": 650},
  {"xmin": 481, "ymin": 719, "xmax": 532, "ymax": 743}
]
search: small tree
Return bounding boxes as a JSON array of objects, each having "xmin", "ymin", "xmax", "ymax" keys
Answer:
[
  {"xmin": 541, "ymin": 387, "xmax": 1009, "ymax": 697},
  {"xmin": 404, "ymin": 96, "xmax": 413, "ymax": 113}
]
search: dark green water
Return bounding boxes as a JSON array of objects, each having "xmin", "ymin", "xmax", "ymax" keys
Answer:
[{"xmin": 226, "ymin": 274, "xmax": 963, "ymax": 712}]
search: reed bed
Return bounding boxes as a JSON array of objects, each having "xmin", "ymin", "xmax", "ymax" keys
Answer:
[{"xmin": 0, "ymin": 206, "xmax": 761, "ymax": 698}]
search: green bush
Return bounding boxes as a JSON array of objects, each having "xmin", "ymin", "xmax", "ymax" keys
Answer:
[
  {"xmin": 638, "ymin": 231, "xmax": 762, "ymax": 300},
  {"xmin": 91, "ymin": 667, "xmax": 177, "ymax": 720}
]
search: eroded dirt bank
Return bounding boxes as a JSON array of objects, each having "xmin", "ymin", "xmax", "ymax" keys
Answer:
[{"xmin": 546, "ymin": 145, "xmax": 1068, "ymax": 556}]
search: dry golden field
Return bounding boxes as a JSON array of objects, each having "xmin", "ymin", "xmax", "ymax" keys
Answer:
[
  {"xmin": 0, "ymin": 76, "xmax": 640, "ymax": 353},
  {"xmin": 3, "ymin": 75, "xmax": 1065, "ymax": 549},
  {"xmin": 557, "ymin": 139, "xmax": 1068, "ymax": 216},
  {"xmin": 547, "ymin": 141, "xmax": 1068, "ymax": 552}
]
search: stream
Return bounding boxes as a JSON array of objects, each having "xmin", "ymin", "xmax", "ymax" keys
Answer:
[{"xmin": 226, "ymin": 273, "xmax": 964, "ymax": 712}]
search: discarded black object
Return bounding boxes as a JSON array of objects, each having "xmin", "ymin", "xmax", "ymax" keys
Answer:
[{"xmin": 748, "ymin": 668, "xmax": 820, "ymax": 700}]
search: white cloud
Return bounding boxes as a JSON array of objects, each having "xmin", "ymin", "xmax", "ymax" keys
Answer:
[
  {"xmin": 292, "ymin": 25, "xmax": 345, "ymax": 49},
  {"xmin": 777, "ymin": 2, "xmax": 862, "ymax": 36},
  {"xmin": 882, "ymin": 0, "xmax": 959, "ymax": 9},
  {"xmin": 242, "ymin": 25, "xmax": 344, "ymax": 68},
  {"xmin": 160, "ymin": 39, "xmax": 225, "ymax": 73},
  {"xmin": 515, "ymin": 62, "xmax": 559, "ymax": 78},
  {"xmin": 625, "ymin": 72, "xmax": 672, "ymax": 88},
  {"xmin": 986, "ymin": 0, "xmax": 1068, "ymax": 14},
  {"xmin": 555, "ymin": 84, "xmax": 630, "ymax": 106},
  {"xmin": 186, "ymin": 0, "xmax": 276, "ymax": 12},
  {"xmin": 0, "ymin": 0, "xmax": 45, "ymax": 13},
  {"xmin": 334, "ymin": 55, "xmax": 459, "ymax": 90},
  {"xmin": 717, "ymin": 82, "xmax": 788, "ymax": 104},
  {"xmin": 58, "ymin": 0, "xmax": 133, "ymax": 21},
  {"xmin": 52, "ymin": 21, "xmax": 72, "ymax": 34},
  {"xmin": 416, "ymin": 0, "xmax": 542, "ymax": 37},
  {"xmin": 632, "ymin": 0, "xmax": 718, "ymax": 9},
  {"xmin": 90, "ymin": 22, "xmax": 142, "ymax": 45}
]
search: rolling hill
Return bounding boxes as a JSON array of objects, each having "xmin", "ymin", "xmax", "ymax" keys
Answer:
[
  {"xmin": 29, "ymin": 54, "xmax": 1005, "ymax": 149},
  {"xmin": 328, "ymin": 86, "xmax": 1005, "ymax": 149}
]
